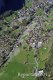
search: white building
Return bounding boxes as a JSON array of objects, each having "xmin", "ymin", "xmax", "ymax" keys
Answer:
[
  {"xmin": 35, "ymin": 70, "xmax": 44, "ymax": 77},
  {"xmin": 38, "ymin": 42, "xmax": 42, "ymax": 48}
]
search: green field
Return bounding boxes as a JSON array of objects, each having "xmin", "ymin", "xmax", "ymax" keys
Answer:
[{"xmin": 0, "ymin": 36, "xmax": 52, "ymax": 80}]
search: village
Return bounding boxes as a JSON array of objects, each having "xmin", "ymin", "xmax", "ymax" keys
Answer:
[{"xmin": 0, "ymin": 0, "xmax": 53, "ymax": 80}]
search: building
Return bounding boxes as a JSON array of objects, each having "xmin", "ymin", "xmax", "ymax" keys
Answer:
[
  {"xmin": 35, "ymin": 70, "xmax": 44, "ymax": 77},
  {"xmin": 47, "ymin": 0, "xmax": 53, "ymax": 3}
]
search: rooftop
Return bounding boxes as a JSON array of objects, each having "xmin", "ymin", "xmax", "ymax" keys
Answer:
[{"xmin": 47, "ymin": 0, "xmax": 53, "ymax": 3}]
